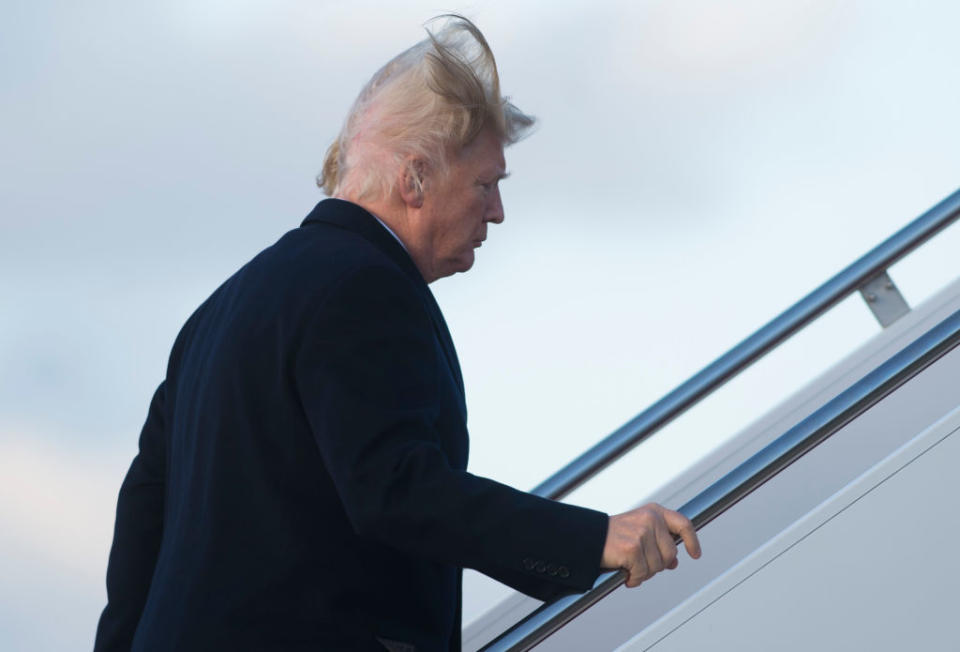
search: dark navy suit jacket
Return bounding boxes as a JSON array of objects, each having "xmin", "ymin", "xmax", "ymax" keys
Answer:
[{"xmin": 94, "ymin": 199, "xmax": 608, "ymax": 651}]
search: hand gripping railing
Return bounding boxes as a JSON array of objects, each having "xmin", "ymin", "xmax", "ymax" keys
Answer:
[
  {"xmin": 531, "ymin": 187, "xmax": 960, "ymax": 502},
  {"xmin": 482, "ymin": 295, "xmax": 960, "ymax": 651}
]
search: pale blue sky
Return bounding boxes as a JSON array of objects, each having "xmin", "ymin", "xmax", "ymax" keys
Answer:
[{"xmin": 3, "ymin": 1, "xmax": 960, "ymax": 648}]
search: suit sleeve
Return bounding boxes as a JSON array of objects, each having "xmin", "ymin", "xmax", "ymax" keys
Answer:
[
  {"xmin": 294, "ymin": 265, "xmax": 609, "ymax": 601},
  {"xmin": 94, "ymin": 382, "xmax": 167, "ymax": 652}
]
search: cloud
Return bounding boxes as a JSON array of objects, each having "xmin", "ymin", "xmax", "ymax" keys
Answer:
[
  {"xmin": 0, "ymin": 422, "xmax": 133, "ymax": 649},
  {"xmin": 0, "ymin": 424, "xmax": 128, "ymax": 579}
]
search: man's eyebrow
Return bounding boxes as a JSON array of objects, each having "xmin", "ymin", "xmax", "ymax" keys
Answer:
[{"xmin": 477, "ymin": 171, "xmax": 510, "ymax": 183}]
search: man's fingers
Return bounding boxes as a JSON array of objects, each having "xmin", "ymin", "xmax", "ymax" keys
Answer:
[
  {"xmin": 627, "ymin": 545, "xmax": 648, "ymax": 587},
  {"xmin": 653, "ymin": 513, "xmax": 679, "ymax": 568},
  {"xmin": 640, "ymin": 532, "xmax": 664, "ymax": 578},
  {"xmin": 662, "ymin": 509, "xmax": 702, "ymax": 559}
]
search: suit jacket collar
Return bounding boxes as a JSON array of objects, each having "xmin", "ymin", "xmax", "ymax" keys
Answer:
[
  {"xmin": 301, "ymin": 198, "xmax": 423, "ymax": 285},
  {"xmin": 301, "ymin": 199, "xmax": 467, "ymax": 404}
]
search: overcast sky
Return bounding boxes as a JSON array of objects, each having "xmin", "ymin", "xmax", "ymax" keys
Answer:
[{"xmin": 4, "ymin": 1, "xmax": 960, "ymax": 649}]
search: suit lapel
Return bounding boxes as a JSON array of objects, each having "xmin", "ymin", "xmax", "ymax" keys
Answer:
[
  {"xmin": 302, "ymin": 200, "xmax": 467, "ymax": 405},
  {"xmin": 419, "ymin": 285, "xmax": 466, "ymax": 401}
]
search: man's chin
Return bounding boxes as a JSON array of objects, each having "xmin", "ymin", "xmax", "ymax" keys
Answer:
[
  {"xmin": 434, "ymin": 253, "xmax": 475, "ymax": 281},
  {"xmin": 454, "ymin": 251, "xmax": 476, "ymax": 274}
]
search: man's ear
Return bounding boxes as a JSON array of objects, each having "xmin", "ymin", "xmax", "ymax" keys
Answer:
[{"xmin": 398, "ymin": 158, "xmax": 426, "ymax": 209}]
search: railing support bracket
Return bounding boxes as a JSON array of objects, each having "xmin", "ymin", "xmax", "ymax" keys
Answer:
[{"xmin": 858, "ymin": 270, "xmax": 910, "ymax": 328}]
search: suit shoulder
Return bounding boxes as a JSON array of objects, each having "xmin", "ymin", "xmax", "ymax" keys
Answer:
[
  {"xmin": 267, "ymin": 221, "xmax": 410, "ymax": 285},
  {"xmin": 163, "ymin": 217, "xmax": 422, "ymax": 378}
]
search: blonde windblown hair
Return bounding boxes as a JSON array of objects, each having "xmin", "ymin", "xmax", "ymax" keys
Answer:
[{"xmin": 317, "ymin": 15, "xmax": 534, "ymax": 201}]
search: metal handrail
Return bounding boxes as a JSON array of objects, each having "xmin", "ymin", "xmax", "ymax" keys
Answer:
[
  {"xmin": 483, "ymin": 304, "xmax": 960, "ymax": 651},
  {"xmin": 532, "ymin": 187, "xmax": 960, "ymax": 501}
]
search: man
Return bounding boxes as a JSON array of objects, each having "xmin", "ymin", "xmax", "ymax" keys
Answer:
[{"xmin": 95, "ymin": 15, "xmax": 701, "ymax": 652}]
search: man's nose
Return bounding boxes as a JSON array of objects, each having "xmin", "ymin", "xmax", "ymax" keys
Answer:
[{"xmin": 486, "ymin": 187, "xmax": 505, "ymax": 224}]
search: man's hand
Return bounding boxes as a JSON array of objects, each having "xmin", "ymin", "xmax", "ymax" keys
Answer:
[{"xmin": 601, "ymin": 503, "xmax": 701, "ymax": 588}]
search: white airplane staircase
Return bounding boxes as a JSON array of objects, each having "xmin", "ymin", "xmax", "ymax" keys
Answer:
[{"xmin": 464, "ymin": 188, "xmax": 960, "ymax": 651}]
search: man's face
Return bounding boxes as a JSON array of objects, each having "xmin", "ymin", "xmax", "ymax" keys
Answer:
[{"xmin": 417, "ymin": 128, "xmax": 507, "ymax": 281}]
